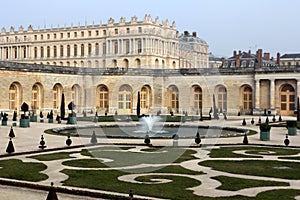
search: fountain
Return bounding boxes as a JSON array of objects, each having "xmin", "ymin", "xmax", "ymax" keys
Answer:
[{"xmin": 140, "ymin": 115, "xmax": 161, "ymax": 134}]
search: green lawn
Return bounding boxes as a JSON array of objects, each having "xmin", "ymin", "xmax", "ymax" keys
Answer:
[
  {"xmin": 200, "ymin": 160, "xmax": 300, "ymax": 180},
  {"xmin": 0, "ymin": 159, "xmax": 48, "ymax": 181},
  {"xmin": 212, "ymin": 175, "xmax": 289, "ymax": 191},
  {"xmin": 29, "ymin": 152, "xmax": 77, "ymax": 161}
]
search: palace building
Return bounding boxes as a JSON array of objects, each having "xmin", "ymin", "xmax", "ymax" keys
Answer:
[{"xmin": 0, "ymin": 15, "xmax": 299, "ymax": 116}]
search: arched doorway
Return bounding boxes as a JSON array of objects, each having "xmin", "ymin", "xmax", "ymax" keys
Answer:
[
  {"xmin": 167, "ymin": 85, "xmax": 179, "ymax": 113},
  {"xmin": 280, "ymin": 84, "xmax": 295, "ymax": 116},
  {"xmin": 216, "ymin": 85, "xmax": 227, "ymax": 112},
  {"xmin": 118, "ymin": 85, "xmax": 132, "ymax": 114},
  {"xmin": 141, "ymin": 85, "xmax": 152, "ymax": 114}
]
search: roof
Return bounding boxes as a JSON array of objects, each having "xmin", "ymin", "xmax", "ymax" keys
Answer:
[{"xmin": 281, "ymin": 53, "xmax": 300, "ymax": 59}]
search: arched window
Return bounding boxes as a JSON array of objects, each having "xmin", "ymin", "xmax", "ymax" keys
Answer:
[
  {"xmin": 88, "ymin": 43, "xmax": 92, "ymax": 55},
  {"xmin": 60, "ymin": 45, "xmax": 64, "ymax": 57},
  {"xmin": 34, "ymin": 47, "xmax": 38, "ymax": 58},
  {"xmin": 67, "ymin": 45, "xmax": 71, "ymax": 57},
  {"xmin": 193, "ymin": 86, "xmax": 202, "ymax": 111},
  {"xmin": 118, "ymin": 85, "xmax": 132, "ymax": 113},
  {"xmin": 32, "ymin": 84, "xmax": 42, "ymax": 110},
  {"xmin": 71, "ymin": 85, "xmax": 81, "ymax": 108},
  {"xmin": 53, "ymin": 84, "xmax": 63, "ymax": 109},
  {"xmin": 162, "ymin": 60, "xmax": 165, "ymax": 68},
  {"xmin": 112, "ymin": 59, "xmax": 117, "ymax": 68},
  {"xmin": 95, "ymin": 43, "xmax": 99, "ymax": 55},
  {"xmin": 97, "ymin": 85, "xmax": 109, "ymax": 111},
  {"xmin": 9, "ymin": 84, "xmax": 18, "ymax": 111},
  {"xmin": 53, "ymin": 46, "xmax": 57, "ymax": 57},
  {"xmin": 123, "ymin": 59, "xmax": 129, "ymax": 69},
  {"xmin": 135, "ymin": 58, "xmax": 141, "ymax": 68},
  {"xmin": 74, "ymin": 44, "xmax": 77, "ymax": 57},
  {"xmin": 217, "ymin": 85, "xmax": 227, "ymax": 111},
  {"xmin": 172, "ymin": 61, "xmax": 176, "ymax": 69},
  {"xmin": 141, "ymin": 86, "xmax": 151, "ymax": 110},
  {"xmin": 243, "ymin": 86, "xmax": 252, "ymax": 111},
  {"xmin": 155, "ymin": 59, "xmax": 159, "ymax": 68},
  {"xmin": 40, "ymin": 47, "xmax": 44, "ymax": 58},
  {"xmin": 81, "ymin": 44, "xmax": 84, "ymax": 56},
  {"xmin": 46, "ymin": 46, "xmax": 50, "ymax": 58},
  {"xmin": 168, "ymin": 85, "xmax": 179, "ymax": 113},
  {"xmin": 280, "ymin": 84, "xmax": 295, "ymax": 115}
]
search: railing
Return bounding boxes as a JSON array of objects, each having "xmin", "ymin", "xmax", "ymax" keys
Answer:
[{"xmin": 0, "ymin": 61, "xmax": 299, "ymax": 76}]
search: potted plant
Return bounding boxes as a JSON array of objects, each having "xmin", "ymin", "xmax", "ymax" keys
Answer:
[
  {"xmin": 67, "ymin": 102, "xmax": 76, "ymax": 124},
  {"xmin": 30, "ymin": 111, "xmax": 37, "ymax": 122},
  {"xmin": 19, "ymin": 103, "xmax": 30, "ymax": 128},
  {"xmin": 40, "ymin": 111, "xmax": 44, "ymax": 123},
  {"xmin": 48, "ymin": 110, "xmax": 54, "ymax": 123},
  {"xmin": 1, "ymin": 113, "xmax": 8, "ymax": 126},
  {"xmin": 286, "ymin": 120, "xmax": 297, "ymax": 136},
  {"xmin": 259, "ymin": 123, "xmax": 271, "ymax": 141}
]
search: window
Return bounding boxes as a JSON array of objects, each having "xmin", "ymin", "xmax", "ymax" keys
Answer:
[
  {"xmin": 34, "ymin": 47, "xmax": 38, "ymax": 58},
  {"xmin": 53, "ymin": 33, "xmax": 57, "ymax": 39},
  {"xmin": 135, "ymin": 58, "xmax": 141, "ymax": 68},
  {"xmin": 241, "ymin": 61, "xmax": 247, "ymax": 67},
  {"xmin": 141, "ymin": 86, "xmax": 151, "ymax": 109},
  {"xmin": 103, "ymin": 43, "xmax": 106, "ymax": 55},
  {"xmin": 53, "ymin": 46, "xmax": 57, "ymax": 57},
  {"xmin": 32, "ymin": 84, "xmax": 41, "ymax": 110},
  {"xmin": 194, "ymin": 86, "xmax": 202, "ymax": 111},
  {"xmin": 81, "ymin": 44, "xmax": 84, "ymax": 56},
  {"xmin": 168, "ymin": 85, "xmax": 179, "ymax": 113},
  {"xmin": 74, "ymin": 32, "xmax": 77, "ymax": 37},
  {"xmin": 223, "ymin": 61, "xmax": 228, "ymax": 68},
  {"xmin": 118, "ymin": 85, "xmax": 132, "ymax": 110},
  {"xmin": 71, "ymin": 85, "xmax": 80, "ymax": 106},
  {"xmin": 95, "ymin": 30, "xmax": 99, "ymax": 36},
  {"xmin": 103, "ymin": 30, "xmax": 106, "ymax": 35},
  {"xmin": 74, "ymin": 44, "xmax": 77, "ymax": 57},
  {"xmin": 81, "ymin": 31, "xmax": 84, "ymax": 37},
  {"xmin": 114, "ymin": 41, "xmax": 118, "ymax": 54},
  {"xmin": 9, "ymin": 84, "xmax": 17, "ymax": 110},
  {"xmin": 53, "ymin": 84, "xmax": 62, "ymax": 109},
  {"xmin": 114, "ymin": 29, "xmax": 118, "ymax": 35},
  {"xmin": 60, "ymin": 33, "xmax": 63, "ymax": 39},
  {"xmin": 60, "ymin": 45, "xmax": 64, "ymax": 57},
  {"xmin": 34, "ymin": 35, "xmax": 37, "ymax": 40},
  {"xmin": 40, "ymin": 47, "xmax": 44, "ymax": 58},
  {"xmin": 40, "ymin": 34, "xmax": 43, "ymax": 40},
  {"xmin": 138, "ymin": 27, "xmax": 142, "ymax": 33},
  {"xmin": 88, "ymin": 43, "xmax": 92, "ymax": 55},
  {"xmin": 67, "ymin": 32, "xmax": 70, "ymax": 38},
  {"xmin": 231, "ymin": 61, "xmax": 235, "ymax": 67},
  {"xmin": 47, "ymin": 46, "xmax": 50, "ymax": 58},
  {"xmin": 249, "ymin": 61, "xmax": 255, "ymax": 67},
  {"xmin": 67, "ymin": 45, "xmax": 70, "ymax": 57},
  {"xmin": 243, "ymin": 86, "xmax": 252, "ymax": 111},
  {"xmin": 125, "ymin": 40, "xmax": 129, "ymax": 54},
  {"xmin": 97, "ymin": 85, "xmax": 109, "ymax": 110},
  {"xmin": 24, "ymin": 36, "xmax": 27, "ymax": 41},
  {"xmin": 95, "ymin": 43, "xmax": 99, "ymax": 55},
  {"xmin": 47, "ymin": 34, "xmax": 50, "ymax": 39},
  {"xmin": 137, "ymin": 39, "xmax": 142, "ymax": 53},
  {"xmin": 217, "ymin": 86, "xmax": 227, "ymax": 111},
  {"xmin": 126, "ymin": 28, "xmax": 130, "ymax": 34},
  {"xmin": 88, "ymin": 31, "xmax": 91, "ymax": 36}
]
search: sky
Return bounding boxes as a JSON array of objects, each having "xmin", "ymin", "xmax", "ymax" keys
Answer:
[{"xmin": 0, "ymin": 0, "xmax": 299, "ymax": 57}]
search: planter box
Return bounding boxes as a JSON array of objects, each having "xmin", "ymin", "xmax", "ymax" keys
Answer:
[
  {"xmin": 40, "ymin": 119, "xmax": 44, "ymax": 123},
  {"xmin": 48, "ymin": 119, "xmax": 53, "ymax": 123},
  {"xmin": 30, "ymin": 116, "xmax": 37, "ymax": 122},
  {"xmin": 19, "ymin": 118, "xmax": 30, "ymax": 128},
  {"xmin": 260, "ymin": 131, "xmax": 270, "ymax": 141},
  {"xmin": 1, "ymin": 120, "xmax": 7, "ymax": 126},
  {"xmin": 67, "ymin": 117, "xmax": 77, "ymax": 124},
  {"xmin": 12, "ymin": 122, "xmax": 17, "ymax": 127},
  {"xmin": 288, "ymin": 127, "xmax": 297, "ymax": 136}
]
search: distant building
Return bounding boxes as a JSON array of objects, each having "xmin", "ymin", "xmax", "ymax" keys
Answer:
[{"xmin": 280, "ymin": 53, "xmax": 300, "ymax": 67}]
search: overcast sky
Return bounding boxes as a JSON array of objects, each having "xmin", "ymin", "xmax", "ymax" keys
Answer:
[{"xmin": 1, "ymin": 0, "xmax": 299, "ymax": 57}]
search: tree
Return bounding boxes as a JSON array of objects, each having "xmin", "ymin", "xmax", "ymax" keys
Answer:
[
  {"xmin": 60, "ymin": 93, "xmax": 65, "ymax": 120},
  {"xmin": 243, "ymin": 133, "xmax": 248, "ymax": 145},
  {"xmin": 12, "ymin": 111, "xmax": 17, "ymax": 121},
  {"xmin": 212, "ymin": 94, "xmax": 219, "ymax": 119},
  {"xmin": 46, "ymin": 182, "xmax": 58, "ymax": 200},
  {"xmin": 6, "ymin": 138, "xmax": 15, "ymax": 153},
  {"xmin": 9, "ymin": 126, "xmax": 15, "ymax": 138},
  {"xmin": 136, "ymin": 91, "xmax": 141, "ymax": 118}
]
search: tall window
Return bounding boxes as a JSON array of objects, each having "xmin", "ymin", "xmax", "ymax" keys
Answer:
[
  {"xmin": 88, "ymin": 43, "xmax": 92, "ymax": 55},
  {"xmin": 53, "ymin": 84, "xmax": 62, "ymax": 109},
  {"xmin": 97, "ymin": 85, "xmax": 109, "ymax": 110},
  {"xmin": 118, "ymin": 85, "xmax": 132, "ymax": 111},
  {"xmin": 34, "ymin": 47, "xmax": 38, "ymax": 58},
  {"xmin": 114, "ymin": 41, "xmax": 118, "ymax": 54},
  {"xmin": 67, "ymin": 45, "xmax": 70, "ymax": 57},
  {"xmin": 31, "ymin": 84, "xmax": 41, "ymax": 110},
  {"xmin": 60, "ymin": 45, "xmax": 64, "ymax": 57},
  {"xmin": 23, "ymin": 46, "xmax": 26, "ymax": 58},
  {"xmin": 47, "ymin": 46, "xmax": 50, "ymax": 58},
  {"xmin": 95, "ymin": 43, "xmax": 99, "ymax": 55},
  {"xmin": 53, "ymin": 46, "xmax": 57, "ymax": 57},
  {"xmin": 125, "ymin": 40, "xmax": 129, "ymax": 54},
  {"xmin": 123, "ymin": 59, "xmax": 129, "ymax": 69},
  {"xmin": 217, "ymin": 86, "xmax": 227, "ymax": 111},
  {"xmin": 81, "ymin": 44, "xmax": 84, "ymax": 56},
  {"xmin": 280, "ymin": 84, "xmax": 295, "ymax": 115},
  {"xmin": 40, "ymin": 47, "xmax": 44, "ymax": 58},
  {"xmin": 74, "ymin": 44, "xmax": 77, "ymax": 57},
  {"xmin": 137, "ymin": 39, "xmax": 142, "ymax": 53},
  {"xmin": 103, "ymin": 43, "xmax": 106, "ymax": 55},
  {"xmin": 9, "ymin": 84, "xmax": 17, "ymax": 110},
  {"xmin": 168, "ymin": 85, "xmax": 179, "ymax": 113},
  {"xmin": 71, "ymin": 85, "xmax": 80, "ymax": 107},
  {"xmin": 194, "ymin": 86, "xmax": 202, "ymax": 111},
  {"xmin": 141, "ymin": 86, "xmax": 151, "ymax": 109},
  {"xmin": 243, "ymin": 86, "xmax": 252, "ymax": 111},
  {"xmin": 135, "ymin": 58, "xmax": 141, "ymax": 68}
]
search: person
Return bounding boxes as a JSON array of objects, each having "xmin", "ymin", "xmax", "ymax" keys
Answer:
[{"xmin": 129, "ymin": 190, "xmax": 133, "ymax": 200}]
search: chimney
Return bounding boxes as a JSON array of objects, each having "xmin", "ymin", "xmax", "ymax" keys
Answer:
[
  {"xmin": 236, "ymin": 54, "xmax": 240, "ymax": 67},
  {"xmin": 264, "ymin": 53, "xmax": 270, "ymax": 60},
  {"xmin": 277, "ymin": 52, "xmax": 281, "ymax": 66},
  {"xmin": 238, "ymin": 50, "xmax": 241, "ymax": 55},
  {"xmin": 233, "ymin": 50, "xmax": 237, "ymax": 57},
  {"xmin": 192, "ymin": 32, "xmax": 197, "ymax": 37},
  {"xmin": 256, "ymin": 49, "xmax": 263, "ymax": 67},
  {"xmin": 248, "ymin": 50, "xmax": 251, "ymax": 55},
  {"xmin": 184, "ymin": 31, "xmax": 189, "ymax": 36}
]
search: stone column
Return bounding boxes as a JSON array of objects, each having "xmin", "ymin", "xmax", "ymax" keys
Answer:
[
  {"xmin": 255, "ymin": 79, "xmax": 260, "ymax": 109},
  {"xmin": 297, "ymin": 80, "xmax": 300, "ymax": 98},
  {"xmin": 270, "ymin": 79, "xmax": 275, "ymax": 109}
]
